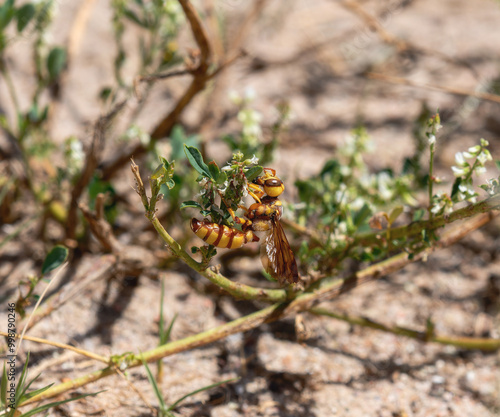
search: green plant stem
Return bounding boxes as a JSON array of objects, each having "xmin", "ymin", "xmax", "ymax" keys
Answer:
[
  {"xmin": 428, "ymin": 141, "xmax": 435, "ymax": 220},
  {"xmin": 308, "ymin": 308, "xmax": 500, "ymax": 351},
  {"xmin": 354, "ymin": 193, "xmax": 500, "ymax": 246},
  {"xmin": 149, "ymin": 216, "xmax": 288, "ymax": 302},
  {"xmin": 0, "ymin": 64, "xmax": 21, "ymax": 116},
  {"xmin": 19, "ymin": 211, "xmax": 497, "ymax": 407}
]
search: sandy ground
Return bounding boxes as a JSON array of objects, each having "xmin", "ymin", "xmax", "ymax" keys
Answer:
[{"xmin": 2, "ymin": 0, "xmax": 500, "ymax": 416}]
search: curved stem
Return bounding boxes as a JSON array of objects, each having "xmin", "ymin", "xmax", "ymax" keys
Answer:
[{"xmin": 309, "ymin": 308, "xmax": 500, "ymax": 351}]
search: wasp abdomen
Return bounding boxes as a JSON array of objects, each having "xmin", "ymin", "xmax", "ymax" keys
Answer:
[{"xmin": 191, "ymin": 218, "xmax": 257, "ymax": 249}]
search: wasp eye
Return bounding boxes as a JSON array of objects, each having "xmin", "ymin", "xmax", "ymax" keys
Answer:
[{"xmin": 265, "ymin": 179, "xmax": 282, "ymax": 187}]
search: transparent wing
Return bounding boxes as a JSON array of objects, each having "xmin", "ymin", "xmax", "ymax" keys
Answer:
[{"xmin": 260, "ymin": 218, "xmax": 299, "ymax": 285}]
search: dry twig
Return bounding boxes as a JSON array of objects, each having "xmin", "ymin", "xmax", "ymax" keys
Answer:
[
  {"xmin": 100, "ymin": 0, "xmax": 214, "ymax": 180},
  {"xmin": 366, "ymin": 72, "xmax": 500, "ymax": 104}
]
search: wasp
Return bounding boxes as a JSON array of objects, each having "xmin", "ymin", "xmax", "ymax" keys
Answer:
[{"xmin": 191, "ymin": 168, "xmax": 299, "ymax": 285}]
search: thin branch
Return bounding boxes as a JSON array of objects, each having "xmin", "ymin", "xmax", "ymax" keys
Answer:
[
  {"xmin": 338, "ymin": 1, "xmax": 478, "ymax": 77},
  {"xmin": 19, "ymin": 210, "xmax": 497, "ymax": 407},
  {"xmin": 79, "ymin": 197, "xmax": 122, "ymax": 253},
  {"xmin": 15, "ymin": 263, "xmax": 68, "ymax": 356},
  {"xmin": 339, "ymin": 0, "xmax": 407, "ymax": 51},
  {"xmin": 0, "ymin": 331, "xmax": 108, "ymax": 363},
  {"xmin": 281, "ymin": 218, "xmax": 323, "ymax": 247},
  {"xmin": 136, "ymin": 68, "xmax": 194, "ymax": 82},
  {"xmin": 309, "ymin": 308, "xmax": 500, "ymax": 351},
  {"xmin": 366, "ymin": 72, "xmax": 500, "ymax": 105},
  {"xmin": 66, "ymin": 101, "xmax": 126, "ymax": 239},
  {"xmin": 354, "ymin": 194, "xmax": 500, "ymax": 247}
]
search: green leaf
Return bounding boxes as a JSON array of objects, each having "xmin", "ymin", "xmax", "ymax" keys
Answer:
[
  {"xmin": 152, "ymin": 158, "xmax": 175, "ymax": 189},
  {"xmin": 422, "ymin": 229, "xmax": 431, "ymax": 245},
  {"xmin": 320, "ymin": 159, "xmax": 340, "ymax": 177},
  {"xmin": 21, "ymin": 391, "xmax": 104, "ymax": 417},
  {"xmin": 412, "ymin": 208, "xmax": 426, "ymax": 222},
  {"xmin": 0, "ymin": 0, "xmax": 15, "ymax": 31},
  {"xmin": 244, "ymin": 165, "xmax": 263, "ymax": 182},
  {"xmin": 180, "ymin": 200, "xmax": 202, "ymax": 210},
  {"xmin": 207, "ymin": 161, "xmax": 219, "ymax": 180},
  {"xmin": 495, "ymin": 160, "xmax": 500, "ymax": 172},
  {"xmin": 161, "ymin": 313, "xmax": 177, "ymax": 345},
  {"xmin": 123, "ymin": 8, "xmax": 148, "ymax": 28},
  {"xmin": 22, "ymin": 381, "xmax": 54, "ymax": 401},
  {"xmin": 184, "ymin": 145, "xmax": 212, "ymax": 178},
  {"xmin": 167, "ymin": 378, "xmax": 239, "ymax": 411},
  {"xmin": 352, "ymin": 203, "xmax": 372, "ymax": 227},
  {"xmin": 41, "ymin": 245, "xmax": 68, "ymax": 275},
  {"xmin": 99, "ymin": 86, "xmax": 113, "ymax": 102},
  {"xmin": 47, "ymin": 47, "xmax": 67, "ymax": 80},
  {"xmin": 388, "ymin": 206, "xmax": 404, "ymax": 224},
  {"xmin": 15, "ymin": 352, "xmax": 31, "ymax": 404},
  {"xmin": 450, "ymin": 177, "xmax": 462, "ymax": 200},
  {"xmin": 216, "ymin": 171, "xmax": 227, "ymax": 185},
  {"xmin": 16, "ymin": 3, "xmax": 35, "ymax": 32},
  {"xmin": 1, "ymin": 362, "xmax": 7, "ymax": 407},
  {"xmin": 140, "ymin": 357, "xmax": 167, "ymax": 411},
  {"xmin": 170, "ymin": 125, "xmax": 199, "ymax": 160}
]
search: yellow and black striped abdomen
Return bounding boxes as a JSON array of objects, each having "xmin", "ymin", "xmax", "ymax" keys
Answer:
[{"xmin": 191, "ymin": 219, "xmax": 256, "ymax": 249}]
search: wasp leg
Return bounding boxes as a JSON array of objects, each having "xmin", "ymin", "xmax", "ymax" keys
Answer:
[
  {"xmin": 227, "ymin": 207, "xmax": 253, "ymax": 230},
  {"xmin": 248, "ymin": 183, "xmax": 264, "ymax": 203},
  {"xmin": 237, "ymin": 204, "xmax": 249, "ymax": 214},
  {"xmin": 263, "ymin": 167, "xmax": 277, "ymax": 176}
]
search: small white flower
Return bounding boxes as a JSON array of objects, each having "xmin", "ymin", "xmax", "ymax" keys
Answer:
[
  {"xmin": 337, "ymin": 221, "xmax": 347, "ymax": 234},
  {"xmin": 221, "ymin": 164, "xmax": 233, "ymax": 172},
  {"xmin": 454, "ymin": 152, "xmax": 467, "ymax": 166},
  {"xmin": 431, "ymin": 203, "xmax": 443, "ymax": 214},
  {"xmin": 339, "ymin": 166, "xmax": 351, "ymax": 176},
  {"xmin": 248, "ymin": 154, "xmax": 259, "ymax": 165},
  {"xmin": 244, "ymin": 87, "xmax": 256, "ymax": 102},
  {"xmin": 198, "ymin": 178, "xmax": 208, "ymax": 188},
  {"xmin": 377, "ymin": 172, "xmax": 393, "ymax": 200},
  {"xmin": 218, "ymin": 180, "xmax": 229, "ymax": 194},
  {"xmin": 451, "ymin": 166, "xmax": 469, "ymax": 177},
  {"xmin": 474, "ymin": 166, "xmax": 487, "ymax": 174},
  {"xmin": 243, "ymin": 123, "xmax": 262, "ymax": 137},
  {"xmin": 467, "ymin": 145, "xmax": 481, "ymax": 155},
  {"xmin": 480, "ymin": 138, "xmax": 489, "ymax": 147},
  {"xmin": 477, "ymin": 150, "xmax": 492, "ymax": 165},
  {"xmin": 428, "ymin": 134, "xmax": 436, "ymax": 145},
  {"xmin": 350, "ymin": 197, "xmax": 366, "ymax": 210},
  {"xmin": 461, "ymin": 151, "xmax": 474, "ymax": 159},
  {"xmin": 228, "ymin": 90, "xmax": 242, "ymax": 105}
]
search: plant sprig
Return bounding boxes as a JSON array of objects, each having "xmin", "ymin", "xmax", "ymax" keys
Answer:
[{"xmin": 181, "ymin": 145, "xmax": 262, "ymax": 226}]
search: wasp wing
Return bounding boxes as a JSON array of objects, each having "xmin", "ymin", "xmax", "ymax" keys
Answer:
[{"xmin": 260, "ymin": 218, "xmax": 299, "ymax": 285}]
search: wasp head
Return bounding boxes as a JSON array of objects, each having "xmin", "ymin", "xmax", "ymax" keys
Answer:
[{"xmin": 254, "ymin": 168, "xmax": 285, "ymax": 197}]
